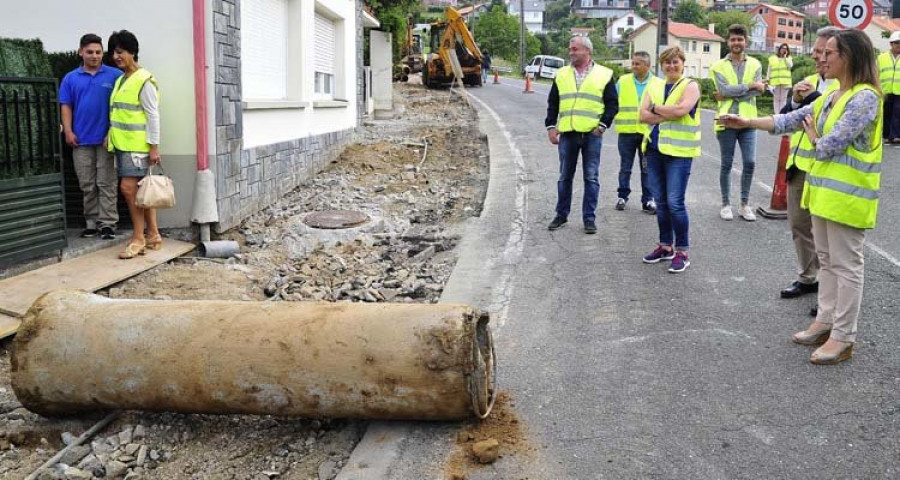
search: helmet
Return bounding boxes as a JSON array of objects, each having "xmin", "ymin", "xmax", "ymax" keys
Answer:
[{"xmin": 890, "ymin": 31, "xmax": 900, "ymax": 43}]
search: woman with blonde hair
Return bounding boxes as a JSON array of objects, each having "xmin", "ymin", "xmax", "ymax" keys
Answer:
[
  {"xmin": 718, "ymin": 29, "xmax": 882, "ymax": 365},
  {"xmin": 639, "ymin": 46, "xmax": 701, "ymax": 273}
]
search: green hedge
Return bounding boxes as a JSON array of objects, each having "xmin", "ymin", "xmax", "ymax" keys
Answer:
[{"xmin": 0, "ymin": 38, "xmax": 52, "ymax": 77}]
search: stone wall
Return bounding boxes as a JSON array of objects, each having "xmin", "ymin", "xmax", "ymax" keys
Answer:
[{"xmin": 211, "ymin": 0, "xmax": 358, "ymax": 233}]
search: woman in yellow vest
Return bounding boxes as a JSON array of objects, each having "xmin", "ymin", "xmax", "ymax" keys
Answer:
[
  {"xmin": 106, "ymin": 30, "xmax": 163, "ymax": 259},
  {"xmin": 768, "ymin": 43, "xmax": 793, "ymax": 114},
  {"xmin": 718, "ymin": 29, "xmax": 882, "ymax": 365},
  {"xmin": 638, "ymin": 46, "xmax": 701, "ymax": 274}
]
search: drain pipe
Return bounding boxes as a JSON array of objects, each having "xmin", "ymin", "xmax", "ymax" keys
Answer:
[{"xmin": 189, "ymin": 0, "xmax": 236, "ymax": 257}]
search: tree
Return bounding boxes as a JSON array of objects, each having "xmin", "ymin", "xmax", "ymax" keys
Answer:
[
  {"xmin": 673, "ymin": 0, "xmax": 706, "ymax": 25},
  {"xmin": 706, "ymin": 11, "xmax": 753, "ymax": 41},
  {"xmin": 544, "ymin": 0, "xmax": 571, "ymax": 28},
  {"xmin": 473, "ymin": 5, "xmax": 541, "ymax": 61}
]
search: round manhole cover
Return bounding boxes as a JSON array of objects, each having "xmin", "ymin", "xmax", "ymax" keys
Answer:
[{"xmin": 303, "ymin": 210, "xmax": 370, "ymax": 229}]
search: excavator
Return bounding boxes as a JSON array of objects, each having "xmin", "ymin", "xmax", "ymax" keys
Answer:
[
  {"xmin": 422, "ymin": 7, "xmax": 483, "ymax": 88},
  {"xmin": 397, "ymin": 20, "xmax": 425, "ymax": 82}
]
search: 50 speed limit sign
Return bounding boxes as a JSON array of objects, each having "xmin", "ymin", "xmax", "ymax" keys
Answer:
[{"xmin": 829, "ymin": 0, "xmax": 873, "ymax": 30}]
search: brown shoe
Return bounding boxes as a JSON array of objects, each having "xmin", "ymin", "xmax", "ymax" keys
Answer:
[
  {"xmin": 792, "ymin": 323, "xmax": 831, "ymax": 346},
  {"xmin": 810, "ymin": 340, "xmax": 854, "ymax": 365},
  {"xmin": 119, "ymin": 240, "xmax": 147, "ymax": 259},
  {"xmin": 146, "ymin": 233, "xmax": 163, "ymax": 251}
]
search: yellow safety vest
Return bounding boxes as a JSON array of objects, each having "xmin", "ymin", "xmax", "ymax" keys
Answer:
[
  {"xmin": 710, "ymin": 56, "xmax": 761, "ymax": 132},
  {"xmin": 802, "ymin": 84, "xmax": 882, "ymax": 229},
  {"xmin": 641, "ymin": 77, "xmax": 701, "ymax": 158},
  {"xmin": 786, "ymin": 74, "xmax": 839, "ymax": 172},
  {"xmin": 555, "ymin": 64, "xmax": 614, "ymax": 133},
  {"xmin": 108, "ymin": 68, "xmax": 157, "ymax": 153},
  {"xmin": 614, "ymin": 73, "xmax": 663, "ymax": 135},
  {"xmin": 767, "ymin": 55, "xmax": 791, "ymax": 87},
  {"xmin": 877, "ymin": 52, "xmax": 900, "ymax": 95}
]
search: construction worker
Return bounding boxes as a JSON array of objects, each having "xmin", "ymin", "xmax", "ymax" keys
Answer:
[
  {"xmin": 545, "ymin": 36, "xmax": 618, "ymax": 234},
  {"xmin": 710, "ymin": 24, "xmax": 766, "ymax": 222},
  {"xmin": 778, "ymin": 27, "xmax": 840, "ymax": 314},
  {"xmin": 614, "ymin": 51, "xmax": 661, "ymax": 214},
  {"xmin": 767, "ymin": 43, "xmax": 793, "ymax": 113},
  {"xmin": 877, "ymin": 31, "xmax": 900, "ymax": 143}
]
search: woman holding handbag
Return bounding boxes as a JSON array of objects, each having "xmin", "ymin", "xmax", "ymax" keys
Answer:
[{"xmin": 106, "ymin": 30, "xmax": 163, "ymax": 259}]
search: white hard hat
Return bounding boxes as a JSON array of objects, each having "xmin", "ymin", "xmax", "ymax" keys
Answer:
[{"xmin": 890, "ymin": 31, "xmax": 900, "ymax": 43}]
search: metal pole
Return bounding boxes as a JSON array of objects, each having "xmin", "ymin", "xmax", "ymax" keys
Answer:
[
  {"xmin": 519, "ymin": 0, "xmax": 526, "ymax": 74},
  {"xmin": 656, "ymin": 0, "xmax": 669, "ymax": 77}
]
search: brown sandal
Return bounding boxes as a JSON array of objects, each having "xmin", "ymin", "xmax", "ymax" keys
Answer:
[{"xmin": 119, "ymin": 240, "xmax": 146, "ymax": 259}]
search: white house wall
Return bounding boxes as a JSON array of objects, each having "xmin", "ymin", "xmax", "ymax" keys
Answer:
[{"xmin": 1, "ymin": 0, "xmax": 202, "ymax": 229}]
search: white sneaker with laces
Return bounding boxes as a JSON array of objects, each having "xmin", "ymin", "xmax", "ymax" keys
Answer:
[
  {"xmin": 738, "ymin": 204, "xmax": 757, "ymax": 222},
  {"xmin": 720, "ymin": 205, "xmax": 733, "ymax": 221}
]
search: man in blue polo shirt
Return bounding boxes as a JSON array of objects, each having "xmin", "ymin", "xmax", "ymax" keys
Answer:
[{"xmin": 60, "ymin": 33, "xmax": 123, "ymax": 239}]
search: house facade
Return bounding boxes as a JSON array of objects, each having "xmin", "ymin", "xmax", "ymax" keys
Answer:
[
  {"xmin": 608, "ymin": 12, "xmax": 648, "ymax": 44},
  {"xmin": 629, "ymin": 21, "xmax": 723, "ymax": 78},
  {"xmin": 865, "ymin": 15, "xmax": 900, "ymax": 53},
  {"xmin": 747, "ymin": 3, "xmax": 805, "ymax": 54},
  {"xmin": 571, "ymin": 0, "xmax": 636, "ymax": 20},
  {"xmin": 749, "ymin": 13, "xmax": 768, "ymax": 52},
  {"xmin": 508, "ymin": 0, "xmax": 547, "ymax": 34},
  {"xmin": 2, "ymin": 0, "xmax": 383, "ymax": 234}
]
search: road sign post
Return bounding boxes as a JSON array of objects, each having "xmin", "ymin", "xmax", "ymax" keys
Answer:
[{"xmin": 829, "ymin": 0, "xmax": 873, "ymax": 30}]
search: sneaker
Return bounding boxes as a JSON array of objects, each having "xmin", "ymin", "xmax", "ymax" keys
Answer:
[
  {"xmin": 548, "ymin": 216, "xmax": 567, "ymax": 230},
  {"xmin": 615, "ymin": 198, "xmax": 627, "ymax": 211},
  {"xmin": 643, "ymin": 245, "xmax": 675, "ymax": 264},
  {"xmin": 584, "ymin": 220, "xmax": 597, "ymax": 234},
  {"xmin": 668, "ymin": 251, "xmax": 690, "ymax": 273},
  {"xmin": 100, "ymin": 227, "xmax": 116, "ymax": 240},
  {"xmin": 738, "ymin": 204, "xmax": 757, "ymax": 222},
  {"xmin": 642, "ymin": 200, "xmax": 657, "ymax": 215},
  {"xmin": 720, "ymin": 205, "xmax": 734, "ymax": 221},
  {"xmin": 80, "ymin": 228, "xmax": 99, "ymax": 238}
]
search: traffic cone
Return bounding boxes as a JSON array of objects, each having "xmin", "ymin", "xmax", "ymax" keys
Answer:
[
  {"xmin": 523, "ymin": 73, "xmax": 534, "ymax": 94},
  {"xmin": 493, "ymin": 68, "xmax": 500, "ymax": 84},
  {"xmin": 756, "ymin": 135, "xmax": 790, "ymax": 219}
]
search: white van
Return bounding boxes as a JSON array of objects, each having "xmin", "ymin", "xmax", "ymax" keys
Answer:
[{"xmin": 523, "ymin": 55, "xmax": 565, "ymax": 79}]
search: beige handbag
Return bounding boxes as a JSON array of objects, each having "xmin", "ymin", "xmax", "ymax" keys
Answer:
[{"xmin": 136, "ymin": 165, "xmax": 176, "ymax": 209}]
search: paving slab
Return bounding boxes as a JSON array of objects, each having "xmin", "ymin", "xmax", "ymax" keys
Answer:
[{"xmin": 0, "ymin": 239, "xmax": 195, "ymax": 326}]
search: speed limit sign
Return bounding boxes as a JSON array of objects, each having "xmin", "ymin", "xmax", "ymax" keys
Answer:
[{"xmin": 829, "ymin": 0, "xmax": 873, "ymax": 30}]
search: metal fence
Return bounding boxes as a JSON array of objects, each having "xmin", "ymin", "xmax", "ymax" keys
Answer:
[{"xmin": 0, "ymin": 77, "xmax": 61, "ymax": 179}]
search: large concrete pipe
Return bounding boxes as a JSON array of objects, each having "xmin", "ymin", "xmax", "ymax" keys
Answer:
[{"xmin": 11, "ymin": 291, "xmax": 496, "ymax": 420}]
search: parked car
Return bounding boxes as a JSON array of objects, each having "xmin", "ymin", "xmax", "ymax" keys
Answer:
[{"xmin": 523, "ymin": 55, "xmax": 565, "ymax": 79}]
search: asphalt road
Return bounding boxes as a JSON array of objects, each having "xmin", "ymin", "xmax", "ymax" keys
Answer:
[{"xmin": 339, "ymin": 77, "xmax": 900, "ymax": 480}]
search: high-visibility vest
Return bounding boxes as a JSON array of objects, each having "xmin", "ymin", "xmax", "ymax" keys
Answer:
[
  {"xmin": 877, "ymin": 52, "xmax": 900, "ymax": 95},
  {"xmin": 108, "ymin": 68, "xmax": 157, "ymax": 153},
  {"xmin": 767, "ymin": 55, "xmax": 791, "ymax": 87},
  {"xmin": 710, "ymin": 56, "xmax": 761, "ymax": 132},
  {"xmin": 614, "ymin": 74, "xmax": 663, "ymax": 135},
  {"xmin": 554, "ymin": 64, "xmax": 614, "ymax": 133},
  {"xmin": 786, "ymin": 74, "xmax": 840, "ymax": 172},
  {"xmin": 802, "ymin": 84, "xmax": 882, "ymax": 229},
  {"xmin": 641, "ymin": 77, "xmax": 701, "ymax": 158}
]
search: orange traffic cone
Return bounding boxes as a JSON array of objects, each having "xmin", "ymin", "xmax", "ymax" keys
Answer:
[
  {"xmin": 757, "ymin": 135, "xmax": 790, "ymax": 219},
  {"xmin": 523, "ymin": 73, "xmax": 534, "ymax": 94},
  {"xmin": 493, "ymin": 68, "xmax": 500, "ymax": 84}
]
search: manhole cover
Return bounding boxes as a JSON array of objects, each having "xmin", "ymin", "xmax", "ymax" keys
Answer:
[{"xmin": 303, "ymin": 210, "xmax": 370, "ymax": 229}]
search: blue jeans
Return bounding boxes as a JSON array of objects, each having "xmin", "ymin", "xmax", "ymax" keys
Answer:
[
  {"xmin": 717, "ymin": 128, "xmax": 756, "ymax": 206},
  {"xmin": 557, "ymin": 131, "xmax": 602, "ymax": 223},
  {"xmin": 617, "ymin": 133, "xmax": 652, "ymax": 204},
  {"xmin": 646, "ymin": 148, "xmax": 692, "ymax": 249}
]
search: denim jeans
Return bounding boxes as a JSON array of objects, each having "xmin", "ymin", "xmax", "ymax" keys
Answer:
[
  {"xmin": 557, "ymin": 131, "xmax": 603, "ymax": 223},
  {"xmin": 617, "ymin": 133, "xmax": 652, "ymax": 204},
  {"xmin": 717, "ymin": 128, "xmax": 756, "ymax": 206},
  {"xmin": 646, "ymin": 148, "xmax": 692, "ymax": 249}
]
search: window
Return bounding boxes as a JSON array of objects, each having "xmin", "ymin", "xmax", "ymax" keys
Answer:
[
  {"xmin": 703, "ymin": 43, "xmax": 710, "ymax": 53},
  {"xmin": 314, "ymin": 11, "xmax": 336, "ymax": 98},
  {"xmin": 777, "ymin": 31, "xmax": 786, "ymax": 38},
  {"xmin": 681, "ymin": 40, "xmax": 689, "ymax": 51},
  {"xmin": 778, "ymin": 18, "xmax": 786, "ymax": 25},
  {"xmin": 788, "ymin": 20, "xmax": 794, "ymax": 27},
  {"xmin": 627, "ymin": 16, "xmax": 634, "ymax": 26},
  {"xmin": 692, "ymin": 41, "xmax": 697, "ymax": 52},
  {"xmin": 618, "ymin": 27, "xmax": 624, "ymax": 34},
  {"xmin": 242, "ymin": 0, "xmax": 288, "ymax": 100},
  {"xmin": 787, "ymin": 32, "xmax": 793, "ymax": 40}
]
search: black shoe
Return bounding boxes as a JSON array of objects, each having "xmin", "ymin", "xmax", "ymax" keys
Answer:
[
  {"xmin": 584, "ymin": 220, "xmax": 597, "ymax": 234},
  {"xmin": 81, "ymin": 228, "xmax": 99, "ymax": 238},
  {"xmin": 100, "ymin": 227, "xmax": 116, "ymax": 240},
  {"xmin": 642, "ymin": 200, "xmax": 657, "ymax": 215},
  {"xmin": 810, "ymin": 305, "xmax": 818, "ymax": 317},
  {"xmin": 548, "ymin": 216, "xmax": 567, "ymax": 231},
  {"xmin": 780, "ymin": 281, "xmax": 819, "ymax": 299}
]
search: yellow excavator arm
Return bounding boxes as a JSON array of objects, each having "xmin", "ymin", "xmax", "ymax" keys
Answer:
[
  {"xmin": 423, "ymin": 7, "xmax": 484, "ymax": 88},
  {"xmin": 437, "ymin": 7, "xmax": 483, "ymax": 76}
]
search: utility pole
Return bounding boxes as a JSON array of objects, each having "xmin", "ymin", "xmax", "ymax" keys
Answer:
[
  {"xmin": 656, "ymin": 0, "xmax": 669, "ymax": 77},
  {"xmin": 519, "ymin": 0, "xmax": 526, "ymax": 74}
]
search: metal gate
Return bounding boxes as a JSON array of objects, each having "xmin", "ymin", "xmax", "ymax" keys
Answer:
[{"xmin": 0, "ymin": 77, "xmax": 67, "ymax": 266}]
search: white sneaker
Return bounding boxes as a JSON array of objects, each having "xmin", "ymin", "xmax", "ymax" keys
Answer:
[
  {"xmin": 738, "ymin": 204, "xmax": 757, "ymax": 222},
  {"xmin": 720, "ymin": 205, "xmax": 733, "ymax": 221}
]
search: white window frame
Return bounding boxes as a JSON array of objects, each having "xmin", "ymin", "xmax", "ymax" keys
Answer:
[{"xmin": 241, "ymin": 0, "xmax": 289, "ymax": 101}]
